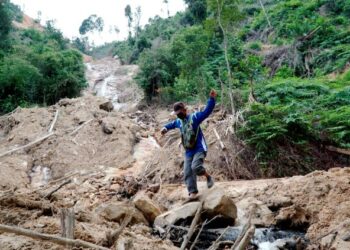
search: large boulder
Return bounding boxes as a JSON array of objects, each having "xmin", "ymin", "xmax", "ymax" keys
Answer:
[
  {"xmin": 154, "ymin": 187, "xmax": 237, "ymax": 228},
  {"xmin": 133, "ymin": 192, "xmax": 162, "ymax": 224},
  {"xmin": 202, "ymin": 187, "xmax": 237, "ymax": 221},
  {"xmin": 154, "ymin": 202, "xmax": 200, "ymax": 228},
  {"xmin": 99, "ymin": 101, "xmax": 114, "ymax": 112},
  {"xmin": 96, "ymin": 201, "xmax": 148, "ymax": 226}
]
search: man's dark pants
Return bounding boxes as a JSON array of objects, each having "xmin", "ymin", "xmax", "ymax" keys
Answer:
[{"xmin": 184, "ymin": 151, "xmax": 206, "ymax": 194}]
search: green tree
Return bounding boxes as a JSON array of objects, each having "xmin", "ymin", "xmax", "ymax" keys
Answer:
[
  {"xmin": 79, "ymin": 15, "xmax": 104, "ymax": 35},
  {"xmin": 0, "ymin": 56, "xmax": 43, "ymax": 112},
  {"xmin": 207, "ymin": 0, "xmax": 244, "ymax": 114},
  {"xmin": 0, "ymin": 0, "xmax": 12, "ymax": 50},
  {"xmin": 184, "ymin": 0, "xmax": 207, "ymax": 24},
  {"xmin": 124, "ymin": 5, "xmax": 133, "ymax": 38}
]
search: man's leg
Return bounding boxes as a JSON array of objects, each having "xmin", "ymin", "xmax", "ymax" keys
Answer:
[
  {"xmin": 184, "ymin": 155, "xmax": 198, "ymax": 195},
  {"xmin": 192, "ymin": 152, "xmax": 214, "ymax": 188}
]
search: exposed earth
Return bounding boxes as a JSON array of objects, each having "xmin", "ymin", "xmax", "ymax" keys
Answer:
[{"xmin": 0, "ymin": 57, "xmax": 349, "ymax": 250}]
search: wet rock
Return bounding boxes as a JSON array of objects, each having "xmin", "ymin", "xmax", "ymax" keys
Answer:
[
  {"xmin": 154, "ymin": 202, "xmax": 200, "ymax": 228},
  {"xmin": 202, "ymin": 187, "xmax": 237, "ymax": 221},
  {"xmin": 133, "ymin": 192, "xmax": 162, "ymax": 224},
  {"xmin": 99, "ymin": 101, "xmax": 114, "ymax": 112},
  {"xmin": 96, "ymin": 201, "xmax": 148, "ymax": 226}
]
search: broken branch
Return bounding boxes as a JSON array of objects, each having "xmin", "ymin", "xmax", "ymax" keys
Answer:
[
  {"xmin": 48, "ymin": 109, "xmax": 59, "ymax": 133},
  {"xmin": 44, "ymin": 179, "xmax": 72, "ymax": 199},
  {"xmin": 0, "ymin": 132, "xmax": 54, "ymax": 158},
  {"xmin": 106, "ymin": 213, "xmax": 132, "ymax": 247},
  {"xmin": 213, "ymin": 128, "xmax": 226, "ymax": 150},
  {"xmin": 189, "ymin": 219, "xmax": 207, "ymax": 250},
  {"xmin": 180, "ymin": 201, "xmax": 204, "ymax": 250},
  {"xmin": 70, "ymin": 119, "xmax": 94, "ymax": 136},
  {"xmin": 0, "ymin": 224, "xmax": 109, "ymax": 250}
]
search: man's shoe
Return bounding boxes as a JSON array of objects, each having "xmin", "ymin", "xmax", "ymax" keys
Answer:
[
  {"xmin": 189, "ymin": 193, "xmax": 198, "ymax": 200},
  {"xmin": 207, "ymin": 176, "xmax": 214, "ymax": 188}
]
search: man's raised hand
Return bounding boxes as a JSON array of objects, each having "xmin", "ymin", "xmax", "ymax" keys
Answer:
[{"xmin": 210, "ymin": 89, "xmax": 217, "ymax": 98}]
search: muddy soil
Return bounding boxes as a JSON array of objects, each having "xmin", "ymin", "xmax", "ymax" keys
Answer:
[{"xmin": 1, "ymin": 57, "xmax": 349, "ymax": 250}]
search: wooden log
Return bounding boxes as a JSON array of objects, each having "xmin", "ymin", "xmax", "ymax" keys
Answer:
[
  {"xmin": 233, "ymin": 225, "xmax": 255, "ymax": 250},
  {"xmin": 213, "ymin": 128, "xmax": 226, "ymax": 150},
  {"xmin": 0, "ymin": 132, "xmax": 54, "ymax": 158},
  {"xmin": 0, "ymin": 196, "xmax": 52, "ymax": 213},
  {"xmin": 180, "ymin": 201, "xmax": 204, "ymax": 250},
  {"xmin": 48, "ymin": 109, "xmax": 59, "ymax": 133},
  {"xmin": 326, "ymin": 146, "xmax": 350, "ymax": 156},
  {"xmin": 0, "ymin": 224, "xmax": 109, "ymax": 250},
  {"xmin": 60, "ymin": 208, "xmax": 75, "ymax": 239}
]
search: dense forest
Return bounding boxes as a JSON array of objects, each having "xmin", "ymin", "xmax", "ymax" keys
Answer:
[
  {"xmin": 103, "ymin": 0, "xmax": 350, "ymax": 174},
  {"xmin": 0, "ymin": 0, "xmax": 86, "ymax": 113}
]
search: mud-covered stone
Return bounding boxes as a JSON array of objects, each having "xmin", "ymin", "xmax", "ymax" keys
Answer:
[
  {"xmin": 133, "ymin": 192, "xmax": 162, "ymax": 224},
  {"xmin": 99, "ymin": 101, "xmax": 114, "ymax": 112}
]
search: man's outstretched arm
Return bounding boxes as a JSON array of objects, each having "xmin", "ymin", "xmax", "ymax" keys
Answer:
[
  {"xmin": 161, "ymin": 119, "xmax": 179, "ymax": 135},
  {"xmin": 194, "ymin": 90, "xmax": 217, "ymax": 124}
]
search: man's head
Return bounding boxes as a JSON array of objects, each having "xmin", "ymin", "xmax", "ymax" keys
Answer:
[{"xmin": 173, "ymin": 102, "xmax": 187, "ymax": 120}]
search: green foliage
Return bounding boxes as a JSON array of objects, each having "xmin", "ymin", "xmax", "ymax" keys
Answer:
[
  {"xmin": 183, "ymin": 0, "xmax": 207, "ymax": 24},
  {"xmin": 0, "ymin": 56, "xmax": 42, "ymax": 111},
  {"xmin": 240, "ymin": 79, "xmax": 350, "ymax": 163},
  {"xmin": 0, "ymin": 0, "xmax": 13, "ymax": 50},
  {"xmin": 0, "ymin": 17, "xmax": 86, "ymax": 113},
  {"xmin": 79, "ymin": 15, "xmax": 104, "ymax": 35}
]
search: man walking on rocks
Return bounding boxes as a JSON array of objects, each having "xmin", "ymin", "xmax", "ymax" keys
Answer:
[{"xmin": 161, "ymin": 90, "xmax": 217, "ymax": 200}]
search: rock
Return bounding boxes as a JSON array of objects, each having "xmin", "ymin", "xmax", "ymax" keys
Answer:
[
  {"xmin": 99, "ymin": 101, "xmax": 114, "ymax": 112},
  {"xmin": 133, "ymin": 192, "xmax": 162, "ymax": 224},
  {"xmin": 154, "ymin": 202, "xmax": 200, "ymax": 228},
  {"xmin": 96, "ymin": 201, "xmax": 148, "ymax": 226},
  {"xmin": 147, "ymin": 184, "xmax": 160, "ymax": 193},
  {"xmin": 58, "ymin": 98, "xmax": 73, "ymax": 106},
  {"xmin": 101, "ymin": 117, "xmax": 115, "ymax": 134},
  {"xmin": 236, "ymin": 197, "xmax": 274, "ymax": 227},
  {"xmin": 202, "ymin": 187, "xmax": 237, "ymax": 221}
]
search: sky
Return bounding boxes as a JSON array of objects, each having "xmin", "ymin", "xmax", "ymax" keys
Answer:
[{"xmin": 11, "ymin": 0, "xmax": 186, "ymax": 45}]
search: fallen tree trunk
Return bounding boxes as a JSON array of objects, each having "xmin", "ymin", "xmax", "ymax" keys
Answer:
[
  {"xmin": 0, "ymin": 132, "xmax": 54, "ymax": 158},
  {"xmin": 0, "ymin": 224, "xmax": 109, "ymax": 250}
]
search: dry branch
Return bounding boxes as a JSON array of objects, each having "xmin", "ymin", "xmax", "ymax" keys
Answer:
[
  {"xmin": 326, "ymin": 146, "xmax": 350, "ymax": 156},
  {"xmin": 48, "ymin": 109, "xmax": 59, "ymax": 133},
  {"xmin": 213, "ymin": 128, "xmax": 226, "ymax": 150},
  {"xmin": 0, "ymin": 132, "xmax": 54, "ymax": 158},
  {"xmin": 189, "ymin": 219, "xmax": 207, "ymax": 250},
  {"xmin": 231, "ymin": 204, "xmax": 257, "ymax": 250},
  {"xmin": 44, "ymin": 179, "xmax": 72, "ymax": 199},
  {"xmin": 208, "ymin": 226, "xmax": 230, "ymax": 250},
  {"xmin": 0, "ymin": 224, "xmax": 109, "ymax": 250},
  {"xmin": 180, "ymin": 201, "xmax": 204, "ymax": 250},
  {"xmin": 106, "ymin": 213, "xmax": 132, "ymax": 247},
  {"xmin": 70, "ymin": 119, "xmax": 94, "ymax": 136},
  {"xmin": 233, "ymin": 226, "xmax": 255, "ymax": 250}
]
